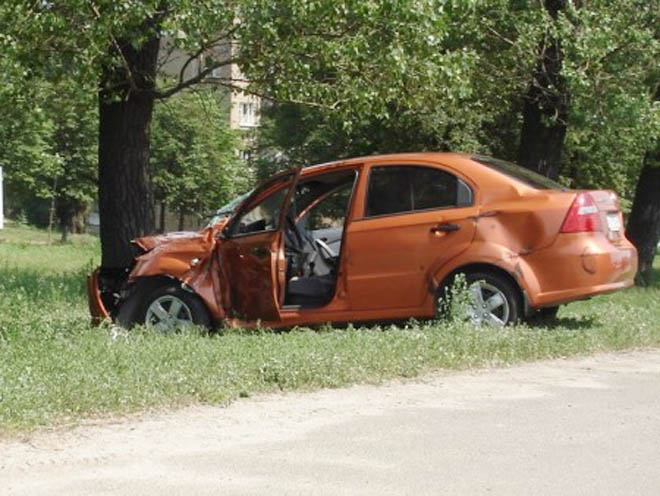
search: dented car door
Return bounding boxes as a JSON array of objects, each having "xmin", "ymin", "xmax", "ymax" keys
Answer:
[{"xmin": 219, "ymin": 170, "xmax": 301, "ymax": 321}]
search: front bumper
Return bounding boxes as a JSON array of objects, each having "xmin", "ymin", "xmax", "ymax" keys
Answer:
[{"xmin": 87, "ymin": 268, "xmax": 111, "ymax": 325}]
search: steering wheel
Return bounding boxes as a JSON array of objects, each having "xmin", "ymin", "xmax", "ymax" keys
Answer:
[{"xmin": 314, "ymin": 238, "xmax": 337, "ymax": 263}]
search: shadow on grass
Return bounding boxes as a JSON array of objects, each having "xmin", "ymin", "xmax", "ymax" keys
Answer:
[
  {"xmin": 222, "ymin": 315, "xmax": 602, "ymax": 335},
  {"xmin": 218, "ymin": 319, "xmax": 421, "ymax": 336},
  {"xmin": 529, "ymin": 315, "xmax": 599, "ymax": 331}
]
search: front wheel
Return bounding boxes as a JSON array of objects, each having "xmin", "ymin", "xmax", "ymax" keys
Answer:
[{"xmin": 118, "ymin": 282, "xmax": 212, "ymax": 332}]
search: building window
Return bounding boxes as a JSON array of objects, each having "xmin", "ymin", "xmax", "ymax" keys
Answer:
[{"xmin": 239, "ymin": 101, "xmax": 258, "ymax": 127}]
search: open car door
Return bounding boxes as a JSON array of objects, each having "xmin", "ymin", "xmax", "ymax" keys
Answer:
[{"xmin": 219, "ymin": 169, "xmax": 301, "ymax": 321}]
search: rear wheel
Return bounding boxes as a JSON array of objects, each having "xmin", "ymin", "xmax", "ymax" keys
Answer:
[
  {"xmin": 118, "ymin": 281, "xmax": 212, "ymax": 332},
  {"xmin": 437, "ymin": 271, "xmax": 522, "ymax": 326}
]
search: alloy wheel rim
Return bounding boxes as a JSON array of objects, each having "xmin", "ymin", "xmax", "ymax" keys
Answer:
[
  {"xmin": 145, "ymin": 295, "xmax": 193, "ymax": 332},
  {"xmin": 466, "ymin": 281, "xmax": 510, "ymax": 326}
]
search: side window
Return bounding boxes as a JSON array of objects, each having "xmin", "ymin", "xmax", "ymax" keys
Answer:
[
  {"xmin": 411, "ymin": 167, "xmax": 458, "ymax": 210},
  {"xmin": 366, "ymin": 165, "xmax": 472, "ymax": 217},
  {"xmin": 366, "ymin": 167, "xmax": 412, "ymax": 217},
  {"xmin": 231, "ymin": 185, "xmax": 290, "ymax": 235}
]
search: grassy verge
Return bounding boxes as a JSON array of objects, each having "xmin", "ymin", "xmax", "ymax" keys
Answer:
[{"xmin": 1, "ymin": 223, "xmax": 658, "ymax": 434}]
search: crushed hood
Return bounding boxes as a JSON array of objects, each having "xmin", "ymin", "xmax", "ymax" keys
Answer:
[
  {"xmin": 133, "ymin": 218, "xmax": 229, "ymax": 254},
  {"xmin": 134, "ymin": 230, "xmax": 211, "ymax": 253}
]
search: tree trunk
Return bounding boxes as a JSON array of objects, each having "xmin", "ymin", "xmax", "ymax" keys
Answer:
[
  {"xmin": 159, "ymin": 201, "xmax": 166, "ymax": 233},
  {"xmin": 627, "ymin": 154, "xmax": 660, "ymax": 286},
  {"xmin": 627, "ymin": 84, "xmax": 660, "ymax": 286},
  {"xmin": 73, "ymin": 210, "xmax": 85, "ymax": 233},
  {"xmin": 178, "ymin": 210, "xmax": 185, "ymax": 231},
  {"xmin": 98, "ymin": 34, "xmax": 160, "ymax": 268},
  {"xmin": 518, "ymin": 0, "xmax": 569, "ymax": 180},
  {"xmin": 47, "ymin": 177, "xmax": 57, "ymax": 244},
  {"xmin": 61, "ymin": 222, "xmax": 70, "ymax": 243},
  {"xmin": 56, "ymin": 198, "xmax": 73, "ymax": 243}
]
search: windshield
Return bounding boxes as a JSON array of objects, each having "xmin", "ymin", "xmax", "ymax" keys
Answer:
[
  {"xmin": 207, "ymin": 190, "xmax": 253, "ymax": 226},
  {"xmin": 472, "ymin": 155, "xmax": 566, "ymax": 190}
]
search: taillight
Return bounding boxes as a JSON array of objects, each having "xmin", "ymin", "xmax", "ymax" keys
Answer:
[{"xmin": 560, "ymin": 193, "xmax": 602, "ymax": 233}]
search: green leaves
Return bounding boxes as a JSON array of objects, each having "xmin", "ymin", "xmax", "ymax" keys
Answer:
[
  {"xmin": 0, "ymin": 76, "xmax": 97, "ymax": 226},
  {"xmin": 255, "ymin": 0, "xmax": 660, "ymax": 206},
  {"xmin": 2, "ymin": 0, "xmax": 660, "ymax": 219},
  {"xmin": 151, "ymin": 88, "xmax": 251, "ymax": 220}
]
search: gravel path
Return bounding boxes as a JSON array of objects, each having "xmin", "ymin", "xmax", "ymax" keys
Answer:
[{"xmin": 3, "ymin": 350, "xmax": 660, "ymax": 495}]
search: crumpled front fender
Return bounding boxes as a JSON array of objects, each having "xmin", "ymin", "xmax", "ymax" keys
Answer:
[{"xmin": 128, "ymin": 227, "xmax": 228, "ymax": 321}]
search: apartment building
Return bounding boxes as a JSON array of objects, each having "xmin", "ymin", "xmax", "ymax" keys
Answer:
[{"xmin": 158, "ymin": 40, "xmax": 261, "ymax": 133}]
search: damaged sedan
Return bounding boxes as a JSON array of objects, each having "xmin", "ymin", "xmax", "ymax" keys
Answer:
[{"xmin": 88, "ymin": 153, "xmax": 638, "ymax": 331}]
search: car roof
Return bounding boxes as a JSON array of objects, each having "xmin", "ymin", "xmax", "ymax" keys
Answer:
[
  {"xmin": 301, "ymin": 152, "xmax": 473, "ymax": 174},
  {"xmin": 298, "ymin": 152, "xmax": 550, "ymax": 202}
]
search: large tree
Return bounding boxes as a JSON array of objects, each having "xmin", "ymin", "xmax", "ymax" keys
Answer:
[
  {"xmin": 4, "ymin": 0, "xmax": 659, "ymax": 274},
  {"xmin": 256, "ymin": 0, "xmax": 660, "ymax": 191},
  {"xmin": 627, "ymin": 84, "xmax": 660, "ymax": 285},
  {"xmin": 2, "ymin": 0, "xmax": 453, "ymax": 268}
]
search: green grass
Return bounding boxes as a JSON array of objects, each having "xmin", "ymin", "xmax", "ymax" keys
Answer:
[{"xmin": 0, "ymin": 223, "xmax": 658, "ymax": 434}]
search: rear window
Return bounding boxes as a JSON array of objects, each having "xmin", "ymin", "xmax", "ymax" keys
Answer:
[{"xmin": 472, "ymin": 155, "xmax": 566, "ymax": 190}]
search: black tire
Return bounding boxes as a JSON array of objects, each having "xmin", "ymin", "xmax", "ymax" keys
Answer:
[
  {"xmin": 436, "ymin": 271, "xmax": 522, "ymax": 326},
  {"xmin": 117, "ymin": 281, "xmax": 212, "ymax": 332}
]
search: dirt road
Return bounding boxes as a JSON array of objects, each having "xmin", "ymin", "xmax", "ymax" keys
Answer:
[{"xmin": 3, "ymin": 350, "xmax": 660, "ymax": 495}]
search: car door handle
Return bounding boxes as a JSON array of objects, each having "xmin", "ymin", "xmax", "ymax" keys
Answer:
[
  {"xmin": 251, "ymin": 246, "xmax": 271, "ymax": 257},
  {"xmin": 430, "ymin": 223, "xmax": 461, "ymax": 234}
]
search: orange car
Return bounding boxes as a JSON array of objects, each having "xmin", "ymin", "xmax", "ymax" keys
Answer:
[{"xmin": 88, "ymin": 152, "xmax": 638, "ymax": 331}]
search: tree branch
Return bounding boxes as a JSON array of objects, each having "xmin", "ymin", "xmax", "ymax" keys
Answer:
[
  {"xmin": 177, "ymin": 35, "xmax": 231, "ymax": 85},
  {"xmin": 87, "ymin": 1, "xmax": 138, "ymax": 95},
  {"xmin": 153, "ymin": 57, "xmax": 243, "ymax": 99},
  {"xmin": 485, "ymin": 25, "xmax": 516, "ymax": 47},
  {"xmin": 209, "ymin": 80, "xmax": 344, "ymax": 110}
]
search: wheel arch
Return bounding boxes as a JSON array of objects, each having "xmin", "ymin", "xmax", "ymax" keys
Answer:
[
  {"xmin": 436, "ymin": 262, "xmax": 532, "ymax": 316},
  {"xmin": 117, "ymin": 275, "xmax": 213, "ymax": 329},
  {"xmin": 127, "ymin": 274, "xmax": 181, "ymax": 297}
]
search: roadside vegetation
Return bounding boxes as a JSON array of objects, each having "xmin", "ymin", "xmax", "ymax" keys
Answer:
[{"xmin": 1, "ymin": 223, "xmax": 658, "ymax": 435}]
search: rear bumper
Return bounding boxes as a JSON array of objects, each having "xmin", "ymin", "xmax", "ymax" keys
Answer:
[
  {"xmin": 87, "ymin": 268, "xmax": 111, "ymax": 325},
  {"xmin": 524, "ymin": 233, "xmax": 638, "ymax": 307}
]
